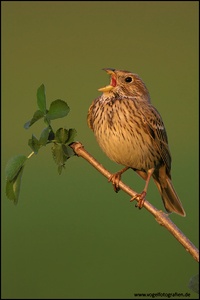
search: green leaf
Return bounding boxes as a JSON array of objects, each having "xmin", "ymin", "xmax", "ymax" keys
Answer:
[
  {"xmin": 52, "ymin": 143, "xmax": 67, "ymax": 165},
  {"xmin": 55, "ymin": 128, "xmax": 69, "ymax": 143},
  {"xmin": 46, "ymin": 100, "xmax": 70, "ymax": 120},
  {"xmin": 24, "ymin": 110, "xmax": 44, "ymax": 129},
  {"xmin": 6, "ymin": 166, "xmax": 25, "ymax": 204},
  {"xmin": 62, "ymin": 145, "xmax": 75, "ymax": 158},
  {"xmin": 37, "ymin": 84, "xmax": 46, "ymax": 113},
  {"xmin": 39, "ymin": 127, "xmax": 50, "ymax": 146},
  {"xmin": 28, "ymin": 135, "xmax": 40, "ymax": 153},
  {"xmin": 6, "ymin": 180, "xmax": 15, "ymax": 201},
  {"xmin": 66, "ymin": 128, "xmax": 77, "ymax": 144},
  {"xmin": 51, "ymin": 143, "xmax": 72, "ymax": 174},
  {"xmin": 5, "ymin": 155, "xmax": 27, "ymax": 181},
  {"xmin": 58, "ymin": 165, "xmax": 65, "ymax": 175}
]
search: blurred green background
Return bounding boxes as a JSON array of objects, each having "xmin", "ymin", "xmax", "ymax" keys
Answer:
[{"xmin": 2, "ymin": 1, "xmax": 198, "ymax": 299}]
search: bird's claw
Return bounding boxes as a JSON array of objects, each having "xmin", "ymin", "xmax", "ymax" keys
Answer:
[
  {"xmin": 130, "ymin": 191, "xmax": 146, "ymax": 209},
  {"xmin": 108, "ymin": 173, "xmax": 121, "ymax": 193}
]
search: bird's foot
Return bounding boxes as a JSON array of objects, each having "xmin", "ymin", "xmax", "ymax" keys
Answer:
[
  {"xmin": 130, "ymin": 191, "xmax": 146, "ymax": 209},
  {"xmin": 108, "ymin": 172, "xmax": 121, "ymax": 193}
]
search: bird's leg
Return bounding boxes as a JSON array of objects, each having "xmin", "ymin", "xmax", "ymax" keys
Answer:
[
  {"xmin": 130, "ymin": 168, "xmax": 155, "ymax": 209},
  {"xmin": 108, "ymin": 166, "xmax": 130, "ymax": 192}
]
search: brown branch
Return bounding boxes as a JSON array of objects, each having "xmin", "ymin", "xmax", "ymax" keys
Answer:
[{"xmin": 70, "ymin": 142, "xmax": 199, "ymax": 263}]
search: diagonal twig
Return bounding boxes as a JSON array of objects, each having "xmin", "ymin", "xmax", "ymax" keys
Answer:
[{"xmin": 70, "ymin": 141, "xmax": 199, "ymax": 263}]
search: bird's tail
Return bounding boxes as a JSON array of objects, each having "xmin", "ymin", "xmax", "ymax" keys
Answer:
[{"xmin": 153, "ymin": 173, "xmax": 186, "ymax": 217}]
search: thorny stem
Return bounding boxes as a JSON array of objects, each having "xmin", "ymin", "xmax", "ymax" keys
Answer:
[{"xmin": 70, "ymin": 142, "xmax": 199, "ymax": 263}]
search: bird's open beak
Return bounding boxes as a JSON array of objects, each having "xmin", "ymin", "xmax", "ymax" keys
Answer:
[{"xmin": 98, "ymin": 68, "xmax": 117, "ymax": 92}]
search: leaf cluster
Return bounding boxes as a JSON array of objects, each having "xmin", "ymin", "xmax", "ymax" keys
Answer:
[{"xmin": 5, "ymin": 84, "xmax": 77, "ymax": 204}]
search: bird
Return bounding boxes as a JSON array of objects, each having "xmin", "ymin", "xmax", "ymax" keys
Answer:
[{"xmin": 87, "ymin": 68, "xmax": 186, "ymax": 216}]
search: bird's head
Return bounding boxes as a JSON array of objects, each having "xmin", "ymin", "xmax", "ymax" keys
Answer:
[{"xmin": 98, "ymin": 68, "xmax": 150, "ymax": 102}]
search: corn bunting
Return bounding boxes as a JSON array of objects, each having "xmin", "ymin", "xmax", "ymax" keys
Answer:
[{"xmin": 87, "ymin": 68, "xmax": 185, "ymax": 216}]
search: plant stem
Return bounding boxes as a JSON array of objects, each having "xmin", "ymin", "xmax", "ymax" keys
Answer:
[{"xmin": 27, "ymin": 151, "xmax": 35, "ymax": 159}]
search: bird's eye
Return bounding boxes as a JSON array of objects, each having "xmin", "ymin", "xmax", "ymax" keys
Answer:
[{"xmin": 125, "ymin": 77, "xmax": 132, "ymax": 83}]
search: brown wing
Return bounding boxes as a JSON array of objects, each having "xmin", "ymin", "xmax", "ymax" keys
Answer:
[
  {"xmin": 87, "ymin": 101, "xmax": 95, "ymax": 130},
  {"xmin": 140, "ymin": 102, "xmax": 171, "ymax": 173}
]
